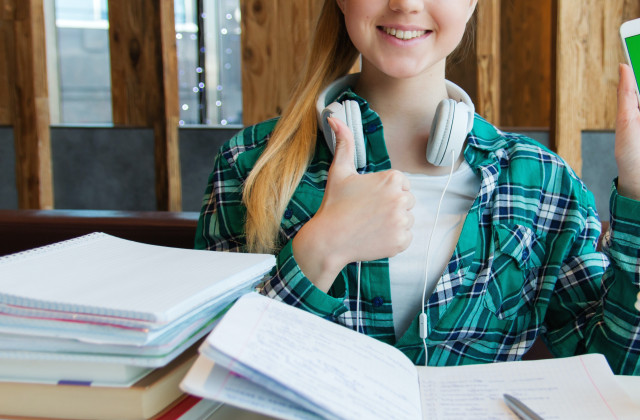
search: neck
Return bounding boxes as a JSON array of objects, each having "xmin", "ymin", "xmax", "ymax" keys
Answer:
[
  {"xmin": 354, "ymin": 60, "xmax": 448, "ymax": 131},
  {"xmin": 354, "ymin": 60, "xmax": 458, "ymax": 175}
]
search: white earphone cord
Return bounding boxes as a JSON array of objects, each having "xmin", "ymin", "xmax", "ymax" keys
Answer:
[
  {"xmin": 356, "ymin": 260, "xmax": 362, "ymax": 334},
  {"xmin": 356, "ymin": 149, "xmax": 457, "ymax": 362},
  {"xmin": 419, "ymin": 148, "xmax": 457, "ymax": 366}
]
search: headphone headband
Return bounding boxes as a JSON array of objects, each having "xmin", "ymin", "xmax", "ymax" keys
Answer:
[
  {"xmin": 316, "ymin": 73, "xmax": 475, "ymax": 133},
  {"xmin": 316, "ymin": 73, "xmax": 475, "ymax": 168}
]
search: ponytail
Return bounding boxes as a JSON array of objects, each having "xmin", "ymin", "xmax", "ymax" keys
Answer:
[{"xmin": 242, "ymin": 0, "xmax": 358, "ymax": 253}]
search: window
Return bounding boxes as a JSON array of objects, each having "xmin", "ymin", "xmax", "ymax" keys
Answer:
[
  {"xmin": 47, "ymin": 0, "xmax": 112, "ymax": 124},
  {"xmin": 46, "ymin": 0, "xmax": 242, "ymax": 126},
  {"xmin": 176, "ymin": 0, "xmax": 242, "ymax": 126}
]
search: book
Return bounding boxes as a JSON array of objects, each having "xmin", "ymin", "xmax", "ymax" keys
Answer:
[
  {"xmin": 181, "ymin": 293, "xmax": 640, "ymax": 420},
  {"xmin": 0, "ymin": 356, "xmax": 152, "ymax": 386},
  {"xmin": 0, "ymin": 340, "xmax": 199, "ymax": 420},
  {"xmin": 151, "ymin": 394, "xmax": 222, "ymax": 420},
  {"xmin": 0, "ymin": 232, "xmax": 275, "ymax": 368},
  {"xmin": 0, "ymin": 395, "xmax": 223, "ymax": 420}
]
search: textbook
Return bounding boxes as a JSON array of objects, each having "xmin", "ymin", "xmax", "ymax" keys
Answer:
[
  {"xmin": 181, "ymin": 293, "xmax": 640, "ymax": 420},
  {"xmin": 0, "ymin": 355, "xmax": 152, "ymax": 386},
  {"xmin": 0, "ymin": 232, "xmax": 275, "ymax": 368},
  {"xmin": 0, "ymin": 341, "xmax": 199, "ymax": 420}
]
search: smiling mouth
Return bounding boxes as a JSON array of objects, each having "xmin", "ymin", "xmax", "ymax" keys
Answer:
[{"xmin": 380, "ymin": 27, "xmax": 428, "ymax": 41}]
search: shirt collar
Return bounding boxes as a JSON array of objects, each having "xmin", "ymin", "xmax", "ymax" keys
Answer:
[{"xmin": 332, "ymin": 87, "xmax": 509, "ymax": 171}]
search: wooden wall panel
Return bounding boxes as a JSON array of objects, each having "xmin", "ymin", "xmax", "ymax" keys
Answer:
[
  {"xmin": 5, "ymin": 0, "xmax": 53, "ymax": 209},
  {"xmin": 500, "ymin": 0, "xmax": 553, "ymax": 129},
  {"xmin": 108, "ymin": 0, "xmax": 181, "ymax": 211},
  {"xmin": 240, "ymin": 0, "xmax": 324, "ymax": 125},
  {"xmin": 0, "ymin": 0, "xmax": 15, "ymax": 125},
  {"xmin": 555, "ymin": 0, "xmax": 640, "ymax": 175},
  {"xmin": 476, "ymin": 0, "xmax": 501, "ymax": 126}
]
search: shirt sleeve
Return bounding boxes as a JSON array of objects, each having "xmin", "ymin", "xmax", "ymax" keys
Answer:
[
  {"xmin": 545, "ymin": 180, "xmax": 640, "ymax": 375},
  {"xmin": 260, "ymin": 239, "xmax": 349, "ymax": 319},
  {"xmin": 194, "ymin": 133, "xmax": 349, "ymax": 320}
]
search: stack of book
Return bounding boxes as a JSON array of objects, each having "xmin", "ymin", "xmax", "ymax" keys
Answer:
[{"xmin": 0, "ymin": 233, "xmax": 275, "ymax": 419}]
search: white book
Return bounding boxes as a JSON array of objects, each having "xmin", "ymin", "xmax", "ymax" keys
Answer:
[
  {"xmin": 0, "ymin": 357, "xmax": 153, "ymax": 386},
  {"xmin": 181, "ymin": 293, "xmax": 640, "ymax": 420},
  {"xmin": 0, "ymin": 232, "xmax": 275, "ymax": 323},
  {"xmin": 0, "ymin": 233, "xmax": 275, "ymax": 371}
]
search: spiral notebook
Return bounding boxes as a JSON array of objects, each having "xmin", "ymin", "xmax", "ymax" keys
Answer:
[{"xmin": 0, "ymin": 232, "xmax": 275, "ymax": 345}]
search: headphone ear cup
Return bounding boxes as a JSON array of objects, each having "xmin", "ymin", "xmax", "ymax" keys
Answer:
[
  {"xmin": 321, "ymin": 100, "xmax": 366, "ymax": 169},
  {"xmin": 321, "ymin": 102, "xmax": 344, "ymax": 155},
  {"xmin": 427, "ymin": 99, "xmax": 469, "ymax": 167},
  {"xmin": 343, "ymin": 100, "xmax": 366, "ymax": 169}
]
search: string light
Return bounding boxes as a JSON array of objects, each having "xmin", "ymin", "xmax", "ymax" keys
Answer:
[{"xmin": 176, "ymin": 0, "xmax": 241, "ymax": 126}]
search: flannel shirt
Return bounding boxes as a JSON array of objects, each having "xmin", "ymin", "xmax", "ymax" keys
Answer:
[{"xmin": 195, "ymin": 89, "xmax": 640, "ymax": 375}]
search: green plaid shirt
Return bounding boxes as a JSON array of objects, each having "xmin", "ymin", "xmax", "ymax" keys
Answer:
[{"xmin": 195, "ymin": 90, "xmax": 640, "ymax": 375}]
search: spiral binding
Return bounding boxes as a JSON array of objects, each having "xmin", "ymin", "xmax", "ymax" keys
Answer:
[{"xmin": 0, "ymin": 232, "xmax": 106, "ymax": 266}]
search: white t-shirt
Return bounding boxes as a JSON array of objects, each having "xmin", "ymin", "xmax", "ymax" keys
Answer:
[{"xmin": 389, "ymin": 160, "xmax": 480, "ymax": 340}]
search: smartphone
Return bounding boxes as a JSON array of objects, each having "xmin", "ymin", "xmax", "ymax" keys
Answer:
[{"xmin": 620, "ymin": 17, "xmax": 640, "ymax": 103}]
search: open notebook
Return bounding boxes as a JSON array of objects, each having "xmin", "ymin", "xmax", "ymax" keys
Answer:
[{"xmin": 182, "ymin": 293, "xmax": 640, "ymax": 420}]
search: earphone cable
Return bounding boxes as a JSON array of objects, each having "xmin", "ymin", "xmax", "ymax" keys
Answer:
[
  {"xmin": 420, "ymin": 148, "xmax": 457, "ymax": 366},
  {"xmin": 356, "ymin": 260, "xmax": 362, "ymax": 333}
]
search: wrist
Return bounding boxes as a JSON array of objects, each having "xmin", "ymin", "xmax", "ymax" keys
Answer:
[
  {"xmin": 292, "ymin": 219, "xmax": 346, "ymax": 292},
  {"xmin": 617, "ymin": 173, "xmax": 640, "ymax": 201}
]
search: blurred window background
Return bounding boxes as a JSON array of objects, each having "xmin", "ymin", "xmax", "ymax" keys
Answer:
[{"xmin": 45, "ymin": 0, "xmax": 242, "ymax": 126}]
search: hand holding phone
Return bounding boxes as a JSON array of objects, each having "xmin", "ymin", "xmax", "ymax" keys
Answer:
[
  {"xmin": 620, "ymin": 18, "xmax": 640, "ymax": 104},
  {"xmin": 617, "ymin": 19, "xmax": 640, "ymax": 201}
]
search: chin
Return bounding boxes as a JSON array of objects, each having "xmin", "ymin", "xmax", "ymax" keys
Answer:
[{"xmin": 379, "ymin": 66, "xmax": 431, "ymax": 80}]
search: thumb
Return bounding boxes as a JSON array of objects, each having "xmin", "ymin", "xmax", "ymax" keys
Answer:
[
  {"xmin": 327, "ymin": 116, "xmax": 357, "ymax": 174},
  {"xmin": 618, "ymin": 63, "xmax": 640, "ymax": 123}
]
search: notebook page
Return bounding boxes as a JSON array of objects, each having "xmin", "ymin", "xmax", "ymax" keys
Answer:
[
  {"xmin": 417, "ymin": 353, "xmax": 640, "ymax": 420},
  {"xmin": 181, "ymin": 356, "xmax": 321, "ymax": 420},
  {"xmin": 202, "ymin": 293, "xmax": 423, "ymax": 420},
  {"xmin": 0, "ymin": 233, "xmax": 275, "ymax": 323}
]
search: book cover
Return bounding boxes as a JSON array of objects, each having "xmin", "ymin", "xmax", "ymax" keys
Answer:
[{"xmin": 0, "ymin": 340, "xmax": 199, "ymax": 420}]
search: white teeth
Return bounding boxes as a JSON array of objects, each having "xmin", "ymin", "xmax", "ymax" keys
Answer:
[{"xmin": 383, "ymin": 27, "xmax": 426, "ymax": 40}]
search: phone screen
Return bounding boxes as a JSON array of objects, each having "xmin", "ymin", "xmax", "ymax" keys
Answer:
[{"xmin": 625, "ymin": 33, "xmax": 640, "ymax": 90}]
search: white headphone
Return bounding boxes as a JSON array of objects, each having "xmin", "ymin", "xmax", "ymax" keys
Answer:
[
  {"xmin": 316, "ymin": 74, "xmax": 476, "ymax": 364},
  {"xmin": 315, "ymin": 73, "xmax": 475, "ymax": 169}
]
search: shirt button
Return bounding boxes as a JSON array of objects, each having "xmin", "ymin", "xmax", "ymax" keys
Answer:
[
  {"xmin": 283, "ymin": 209, "xmax": 293, "ymax": 219},
  {"xmin": 364, "ymin": 122, "xmax": 378, "ymax": 133},
  {"xmin": 372, "ymin": 296, "xmax": 384, "ymax": 307}
]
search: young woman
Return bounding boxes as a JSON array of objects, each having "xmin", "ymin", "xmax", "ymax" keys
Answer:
[{"xmin": 195, "ymin": 0, "xmax": 640, "ymax": 374}]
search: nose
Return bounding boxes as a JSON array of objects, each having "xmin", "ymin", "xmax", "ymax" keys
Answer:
[{"xmin": 388, "ymin": 0, "xmax": 424, "ymax": 14}]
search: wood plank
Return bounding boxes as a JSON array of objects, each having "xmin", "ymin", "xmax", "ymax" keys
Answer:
[
  {"xmin": 240, "ymin": 0, "xmax": 278, "ymax": 125},
  {"xmin": 240, "ymin": 0, "xmax": 324, "ymax": 126},
  {"xmin": 475, "ymin": 0, "xmax": 500, "ymax": 126},
  {"xmin": 554, "ymin": 0, "xmax": 640, "ymax": 176},
  {"xmin": 500, "ymin": 0, "xmax": 553, "ymax": 129},
  {"xmin": 555, "ymin": 0, "xmax": 585, "ymax": 175},
  {"xmin": 273, "ymin": 0, "xmax": 311, "ymax": 116},
  {"xmin": 108, "ymin": 0, "xmax": 181, "ymax": 211},
  {"xmin": 10, "ymin": 0, "xmax": 53, "ymax": 209},
  {"xmin": 0, "ymin": 0, "xmax": 17, "ymax": 125},
  {"xmin": 581, "ymin": 0, "xmax": 639, "ymax": 130},
  {"xmin": 0, "ymin": 209, "xmax": 199, "ymax": 256}
]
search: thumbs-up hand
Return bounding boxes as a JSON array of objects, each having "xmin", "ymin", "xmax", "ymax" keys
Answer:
[{"xmin": 292, "ymin": 117, "xmax": 415, "ymax": 292}]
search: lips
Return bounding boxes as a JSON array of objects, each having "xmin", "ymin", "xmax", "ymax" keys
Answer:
[{"xmin": 380, "ymin": 26, "xmax": 428, "ymax": 41}]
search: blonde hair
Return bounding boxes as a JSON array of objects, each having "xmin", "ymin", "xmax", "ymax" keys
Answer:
[{"xmin": 242, "ymin": 1, "xmax": 359, "ymax": 253}]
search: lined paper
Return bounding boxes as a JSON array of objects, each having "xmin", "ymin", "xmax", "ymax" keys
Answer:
[{"xmin": 418, "ymin": 353, "xmax": 639, "ymax": 420}]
